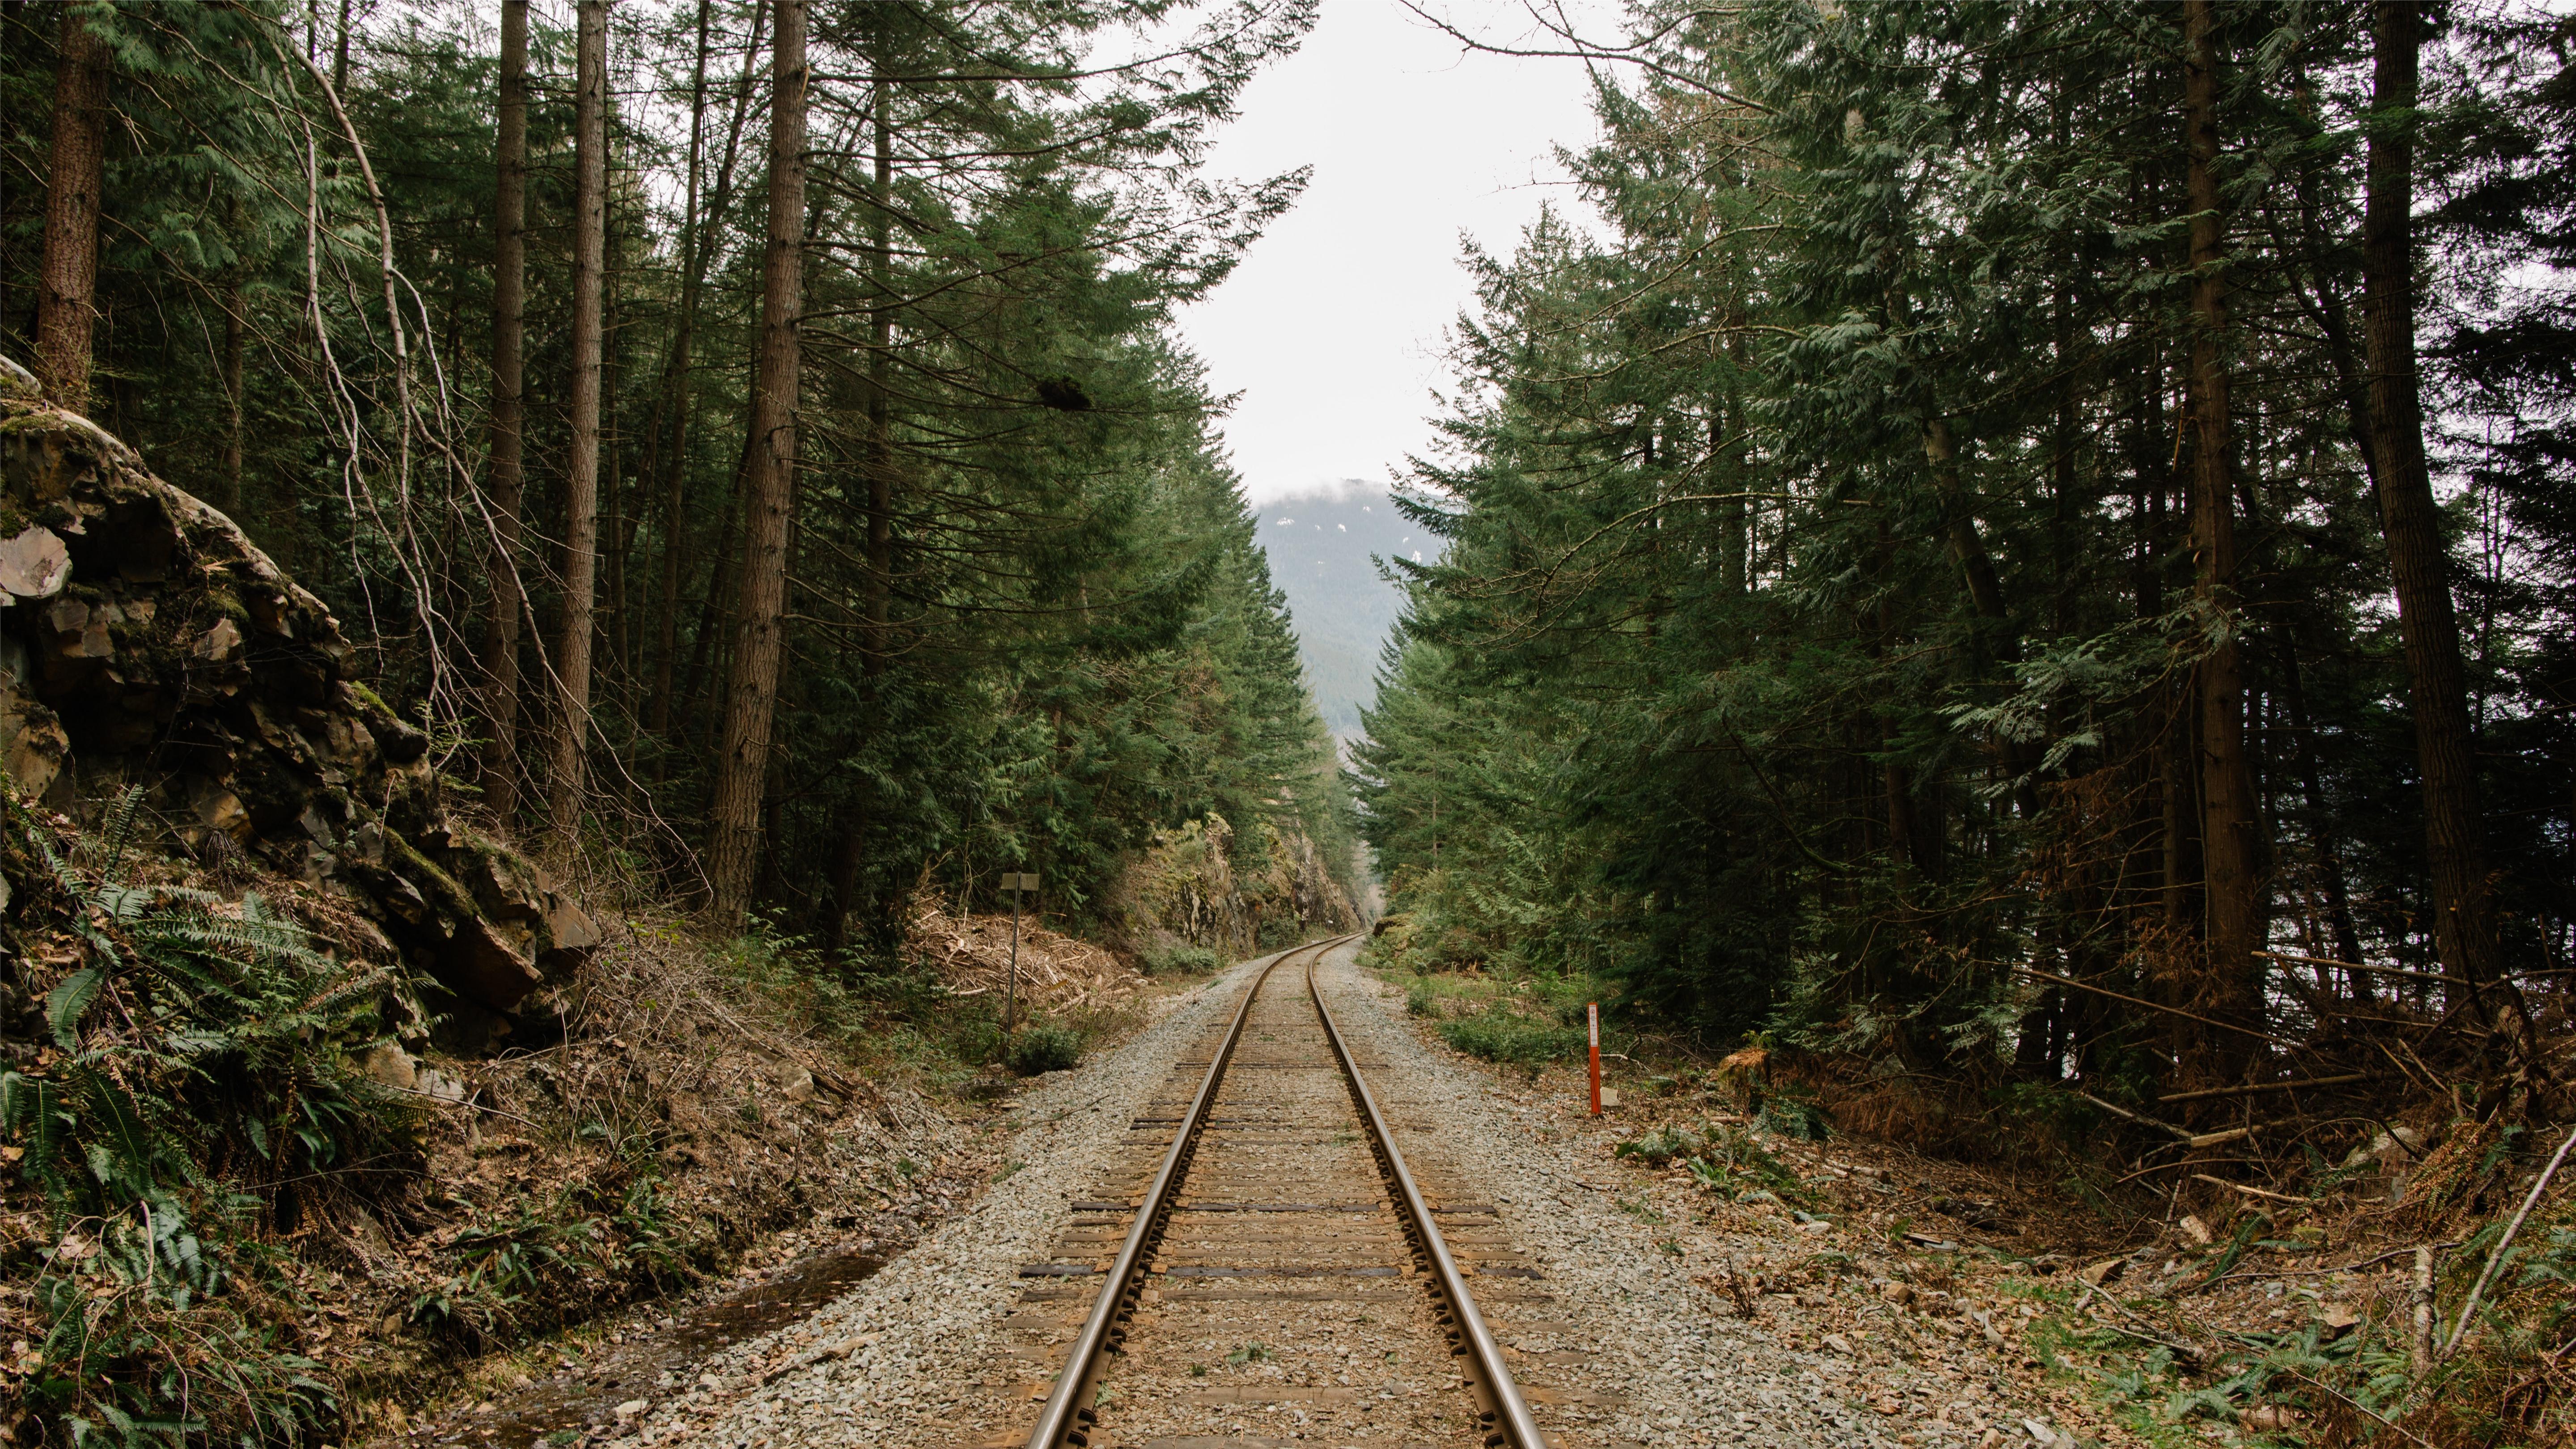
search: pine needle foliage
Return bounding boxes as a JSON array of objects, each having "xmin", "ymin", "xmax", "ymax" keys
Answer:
[{"xmin": 1354, "ymin": 0, "xmax": 2576, "ymax": 1093}]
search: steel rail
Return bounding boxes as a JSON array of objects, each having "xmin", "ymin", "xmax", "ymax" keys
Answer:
[
  {"xmin": 1306, "ymin": 955, "xmax": 1551, "ymax": 1449},
  {"xmin": 1023, "ymin": 934, "xmax": 1357, "ymax": 1449}
]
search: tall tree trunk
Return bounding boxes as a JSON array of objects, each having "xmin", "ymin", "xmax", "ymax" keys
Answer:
[
  {"xmin": 1924, "ymin": 415, "xmax": 2040, "ymax": 816},
  {"xmin": 1920, "ymin": 418, "xmax": 2008, "ymax": 623},
  {"xmin": 652, "ymin": 0, "xmax": 716, "ymax": 746},
  {"xmin": 2052, "ymin": 278, "xmax": 2082, "ymax": 639},
  {"xmin": 2361, "ymin": 0, "xmax": 2529, "ymax": 1053},
  {"xmin": 653, "ymin": 0, "xmax": 765, "ymax": 749},
  {"xmin": 331, "ymin": 0, "xmax": 352, "ymax": 94},
  {"xmin": 221, "ymin": 283, "xmax": 247, "ymax": 513},
  {"xmin": 862, "ymin": 73, "xmax": 897, "ymax": 671},
  {"xmin": 36, "ymin": 1, "xmax": 107, "ymax": 412},
  {"xmin": 708, "ymin": 0, "xmax": 807, "ymax": 920},
  {"xmin": 2162, "ymin": 685, "xmax": 2202, "ymax": 935},
  {"xmin": 1713, "ymin": 411, "xmax": 1747, "ymax": 597},
  {"xmin": 678, "ymin": 462, "xmax": 742, "ymax": 744},
  {"xmin": 605, "ymin": 206, "xmax": 630, "ymax": 696},
  {"xmin": 483, "ymin": 0, "xmax": 531, "ymax": 820},
  {"xmin": 1865, "ymin": 519, "xmax": 1919, "ymax": 872},
  {"xmin": 2182, "ymin": 0, "xmax": 2267, "ymax": 1083},
  {"xmin": 825, "ymin": 73, "xmax": 899, "ymax": 954},
  {"xmin": 2278, "ymin": 638, "xmax": 2366, "ymax": 982},
  {"xmin": 547, "ymin": 0, "xmax": 609, "ymax": 860},
  {"xmin": 2131, "ymin": 368, "xmax": 2204, "ymax": 942},
  {"xmin": 2287, "ymin": 150, "xmax": 2386, "ymax": 507}
]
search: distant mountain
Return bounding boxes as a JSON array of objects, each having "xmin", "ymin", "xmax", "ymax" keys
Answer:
[{"xmin": 1252, "ymin": 484, "xmax": 1433, "ymax": 744}]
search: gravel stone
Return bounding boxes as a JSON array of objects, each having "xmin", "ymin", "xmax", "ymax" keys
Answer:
[
  {"xmin": 1307, "ymin": 949, "xmax": 1885, "ymax": 1449},
  {"xmin": 633, "ymin": 953, "xmax": 1282, "ymax": 1446},
  {"xmin": 631, "ymin": 945, "xmax": 2072, "ymax": 1449}
]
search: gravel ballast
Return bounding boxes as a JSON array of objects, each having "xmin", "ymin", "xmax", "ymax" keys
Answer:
[
  {"xmin": 623, "ymin": 951, "xmax": 1282, "ymax": 1447},
  {"xmin": 624, "ymin": 944, "xmax": 2081, "ymax": 1449},
  {"xmin": 1320, "ymin": 949, "xmax": 2110, "ymax": 1449},
  {"xmin": 1308, "ymin": 947, "xmax": 1895, "ymax": 1449}
]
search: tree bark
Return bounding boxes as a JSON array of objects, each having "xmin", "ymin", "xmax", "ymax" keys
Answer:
[
  {"xmin": 653, "ymin": 0, "xmax": 765, "ymax": 750},
  {"xmin": 2182, "ymin": 0, "xmax": 2267, "ymax": 1080},
  {"xmin": 221, "ymin": 283, "xmax": 247, "ymax": 513},
  {"xmin": 651, "ymin": 0, "xmax": 717, "ymax": 744},
  {"xmin": 1712, "ymin": 411, "xmax": 1747, "ymax": 597},
  {"xmin": 331, "ymin": 0, "xmax": 352, "ymax": 94},
  {"xmin": 823, "ymin": 71, "xmax": 900, "ymax": 954},
  {"xmin": 677, "ymin": 458, "xmax": 742, "ymax": 744},
  {"xmin": 2278, "ymin": 636, "xmax": 2366, "ymax": 983},
  {"xmin": 1924, "ymin": 415, "xmax": 2041, "ymax": 818},
  {"xmin": 36, "ymin": 1, "xmax": 108, "ymax": 413},
  {"xmin": 1865, "ymin": 520, "xmax": 1919, "ymax": 872},
  {"xmin": 547, "ymin": 0, "xmax": 609, "ymax": 860},
  {"xmin": 604, "ymin": 211, "xmax": 630, "ymax": 694},
  {"xmin": 863, "ymin": 75, "xmax": 896, "ymax": 671},
  {"xmin": 483, "ymin": 0, "xmax": 531, "ymax": 821},
  {"xmin": 2361, "ymin": 0, "xmax": 2528, "ymax": 1052},
  {"xmin": 2287, "ymin": 147, "xmax": 2386, "ymax": 507},
  {"xmin": 1920, "ymin": 418, "xmax": 2008, "ymax": 623},
  {"xmin": 708, "ymin": 0, "xmax": 807, "ymax": 920}
]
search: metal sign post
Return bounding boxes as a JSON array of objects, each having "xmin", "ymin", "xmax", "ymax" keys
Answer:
[
  {"xmin": 1003, "ymin": 872, "xmax": 1038, "ymax": 1034},
  {"xmin": 1588, "ymin": 1002, "xmax": 1602, "ymax": 1116}
]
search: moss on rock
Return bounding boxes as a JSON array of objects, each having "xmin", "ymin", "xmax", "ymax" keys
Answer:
[{"xmin": 0, "ymin": 364, "xmax": 589, "ymax": 1028}]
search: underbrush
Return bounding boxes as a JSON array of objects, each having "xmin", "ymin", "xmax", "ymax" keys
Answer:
[
  {"xmin": 0, "ymin": 805, "xmax": 1121, "ymax": 1447},
  {"xmin": 1360, "ymin": 937, "xmax": 1610, "ymax": 1075},
  {"xmin": 1623, "ymin": 1051, "xmax": 2576, "ymax": 1441},
  {"xmin": 1, "ymin": 789, "xmax": 407, "ymax": 1445},
  {"xmin": 1437, "ymin": 1013, "xmax": 1587, "ymax": 1071},
  {"xmin": 1999, "ymin": 1162, "xmax": 2576, "ymax": 1448},
  {"xmin": 1004, "ymin": 1023, "xmax": 1084, "ymax": 1076},
  {"xmin": 825, "ymin": 927, "xmax": 1131, "ymax": 1085},
  {"xmin": 1595, "ymin": 1070, "xmax": 2576, "ymax": 1444},
  {"xmin": 1141, "ymin": 942, "xmax": 1220, "ymax": 977},
  {"xmin": 1615, "ymin": 1120, "xmax": 1815, "ymax": 1203},
  {"xmin": 1360, "ymin": 933, "xmax": 2576, "ymax": 1445}
]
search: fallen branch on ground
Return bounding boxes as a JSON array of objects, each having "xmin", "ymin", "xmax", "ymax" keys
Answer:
[
  {"xmin": 2159, "ymin": 1074, "xmax": 2367, "ymax": 1104},
  {"xmin": 2439, "ymin": 1120, "xmax": 2576, "ymax": 1362},
  {"xmin": 2191, "ymin": 1173, "xmax": 2307, "ymax": 1204},
  {"xmin": 2071, "ymin": 1277, "xmax": 2201, "ymax": 1360}
]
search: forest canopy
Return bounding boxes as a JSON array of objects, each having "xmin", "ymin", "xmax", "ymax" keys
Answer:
[
  {"xmin": 1353, "ymin": 0, "xmax": 2575, "ymax": 1102},
  {"xmin": 0, "ymin": 0, "xmax": 1358, "ymax": 950}
]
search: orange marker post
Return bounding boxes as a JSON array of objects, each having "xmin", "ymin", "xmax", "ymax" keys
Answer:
[{"xmin": 1587, "ymin": 1002, "xmax": 1602, "ymax": 1116}]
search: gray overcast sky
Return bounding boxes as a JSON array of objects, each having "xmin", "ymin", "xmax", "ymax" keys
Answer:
[{"xmin": 1172, "ymin": 2, "xmax": 1611, "ymax": 504}]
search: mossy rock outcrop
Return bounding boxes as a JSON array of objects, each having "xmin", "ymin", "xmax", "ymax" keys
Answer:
[
  {"xmin": 1114, "ymin": 809, "xmax": 1361, "ymax": 958},
  {"xmin": 0, "ymin": 352, "xmax": 593, "ymax": 1030}
]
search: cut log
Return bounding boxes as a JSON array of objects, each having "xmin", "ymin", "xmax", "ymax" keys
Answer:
[{"xmin": 0, "ymin": 526, "xmax": 71, "ymax": 599}]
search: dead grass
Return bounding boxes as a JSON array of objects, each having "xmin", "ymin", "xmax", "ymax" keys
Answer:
[
  {"xmin": 1364, "ymin": 955, "xmax": 2576, "ymax": 1448},
  {"xmin": 908, "ymin": 889, "xmax": 1147, "ymax": 1018}
]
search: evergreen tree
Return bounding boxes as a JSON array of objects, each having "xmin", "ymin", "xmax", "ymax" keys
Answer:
[{"xmin": 1356, "ymin": 0, "xmax": 2572, "ymax": 1100}]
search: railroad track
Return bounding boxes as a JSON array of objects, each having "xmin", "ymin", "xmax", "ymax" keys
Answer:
[{"xmin": 1005, "ymin": 934, "xmax": 1557, "ymax": 1449}]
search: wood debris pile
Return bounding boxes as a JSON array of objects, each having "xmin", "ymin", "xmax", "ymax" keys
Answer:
[{"xmin": 909, "ymin": 893, "xmax": 1144, "ymax": 1014}]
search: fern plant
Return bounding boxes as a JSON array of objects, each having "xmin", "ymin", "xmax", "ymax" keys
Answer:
[{"xmin": 2, "ymin": 788, "xmax": 407, "ymax": 1446}]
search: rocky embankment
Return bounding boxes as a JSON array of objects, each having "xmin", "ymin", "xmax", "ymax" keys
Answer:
[
  {"xmin": 0, "ymin": 354, "xmax": 1365, "ymax": 1446},
  {"xmin": 1114, "ymin": 808, "xmax": 1363, "ymax": 958},
  {"xmin": 0, "ymin": 353, "xmax": 592, "ymax": 1053},
  {"xmin": 0, "ymin": 358, "xmax": 977, "ymax": 1443}
]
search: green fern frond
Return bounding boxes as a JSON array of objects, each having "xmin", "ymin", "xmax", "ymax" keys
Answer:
[
  {"xmin": 297, "ymin": 966, "xmax": 393, "ymax": 1016},
  {"xmin": 96, "ymin": 784, "xmax": 152, "ymax": 880},
  {"xmin": 8, "ymin": 789, "xmax": 91, "ymax": 902},
  {"xmin": 45, "ymin": 967, "xmax": 107, "ymax": 1049}
]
